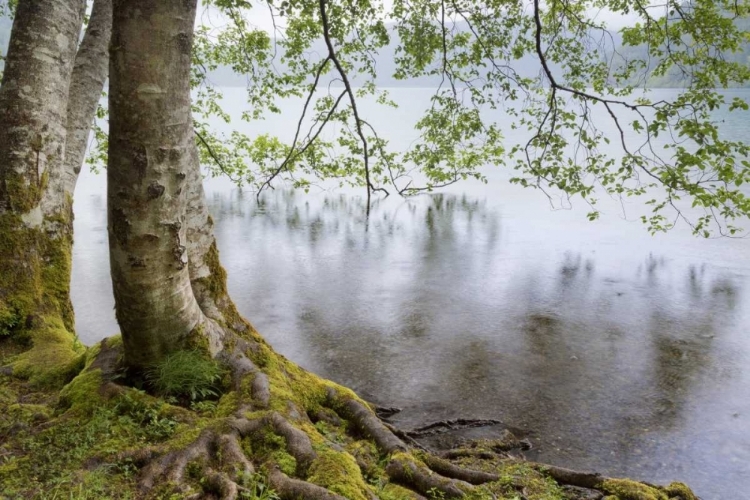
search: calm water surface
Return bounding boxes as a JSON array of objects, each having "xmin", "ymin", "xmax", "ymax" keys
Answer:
[{"xmin": 72, "ymin": 89, "xmax": 750, "ymax": 499}]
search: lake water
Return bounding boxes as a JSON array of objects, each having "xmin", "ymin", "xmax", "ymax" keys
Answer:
[{"xmin": 71, "ymin": 88, "xmax": 750, "ymax": 499}]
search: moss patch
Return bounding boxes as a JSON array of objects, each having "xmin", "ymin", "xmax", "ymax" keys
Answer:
[
  {"xmin": 308, "ymin": 449, "xmax": 371, "ymax": 500},
  {"xmin": 600, "ymin": 479, "xmax": 669, "ymax": 500},
  {"xmin": 10, "ymin": 316, "xmax": 85, "ymax": 388},
  {"xmin": 663, "ymin": 482, "xmax": 698, "ymax": 500}
]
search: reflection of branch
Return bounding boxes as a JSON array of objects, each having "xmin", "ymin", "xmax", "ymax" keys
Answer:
[{"xmin": 318, "ymin": 0, "xmax": 374, "ymax": 210}]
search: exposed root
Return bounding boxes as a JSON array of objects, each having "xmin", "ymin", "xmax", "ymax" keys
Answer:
[
  {"xmin": 138, "ymin": 429, "xmax": 216, "ymax": 492},
  {"xmin": 404, "ymin": 418, "xmax": 503, "ymax": 438},
  {"xmin": 267, "ymin": 412, "xmax": 316, "ymax": 472},
  {"xmin": 251, "ymin": 371, "xmax": 270, "ymax": 407},
  {"xmin": 217, "ymin": 433, "xmax": 254, "ymax": 478},
  {"xmin": 328, "ymin": 387, "xmax": 406, "ymax": 454},
  {"xmin": 421, "ymin": 454, "xmax": 500, "ymax": 485},
  {"xmin": 373, "ymin": 405, "xmax": 401, "ymax": 420},
  {"xmin": 386, "ymin": 456, "xmax": 473, "ymax": 498},
  {"xmin": 75, "ymin": 338, "xmax": 697, "ymax": 500},
  {"xmin": 526, "ymin": 461, "xmax": 605, "ymax": 490},
  {"xmin": 203, "ymin": 467, "xmax": 239, "ymax": 500},
  {"xmin": 384, "ymin": 421, "xmax": 429, "ymax": 451},
  {"xmin": 438, "ymin": 448, "xmax": 500, "ymax": 461},
  {"xmin": 268, "ymin": 467, "xmax": 347, "ymax": 500}
]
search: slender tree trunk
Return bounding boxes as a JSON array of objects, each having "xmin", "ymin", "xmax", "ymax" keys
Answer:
[
  {"xmin": 61, "ymin": 0, "xmax": 112, "ymax": 195},
  {"xmin": 108, "ymin": 0, "xmax": 225, "ymax": 370},
  {"xmin": 0, "ymin": 0, "xmax": 85, "ymax": 334}
]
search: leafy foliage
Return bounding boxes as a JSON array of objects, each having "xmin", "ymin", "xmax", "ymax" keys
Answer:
[
  {"xmin": 144, "ymin": 350, "xmax": 225, "ymax": 402},
  {"xmin": 84, "ymin": 0, "xmax": 750, "ymax": 235}
]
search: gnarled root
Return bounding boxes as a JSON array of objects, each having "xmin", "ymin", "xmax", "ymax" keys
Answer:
[
  {"xmin": 385, "ymin": 456, "xmax": 474, "ymax": 498},
  {"xmin": 268, "ymin": 467, "xmax": 347, "ymax": 500}
]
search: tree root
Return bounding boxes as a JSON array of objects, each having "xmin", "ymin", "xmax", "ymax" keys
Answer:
[
  {"xmin": 385, "ymin": 457, "xmax": 473, "ymax": 498},
  {"xmin": 327, "ymin": 387, "xmax": 406, "ymax": 454},
  {"xmin": 421, "ymin": 454, "xmax": 501, "ymax": 485},
  {"xmin": 268, "ymin": 467, "xmax": 348, "ymax": 500},
  {"xmin": 404, "ymin": 418, "xmax": 503, "ymax": 438}
]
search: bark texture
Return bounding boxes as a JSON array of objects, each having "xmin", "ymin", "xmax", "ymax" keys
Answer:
[
  {"xmin": 0, "ymin": 0, "xmax": 85, "ymax": 339},
  {"xmin": 60, "ymin": 0, "xmax": 112, "ymax": 196},
  {"xmin": 108, "ymin": 0, "xmax": 219, "ymax": 369},
  {"xmin": 0, "ymin": 0, "xmax": 84, "ymax": 217}
]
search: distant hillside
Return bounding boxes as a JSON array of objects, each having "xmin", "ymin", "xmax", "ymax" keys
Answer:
[
  {"xmin": 205, "ymin": 22, "xmax": 545, "ymax": 88},
  {"xmin": 611, "ymin": 13, "xmax": 750, "ymax": 88}
]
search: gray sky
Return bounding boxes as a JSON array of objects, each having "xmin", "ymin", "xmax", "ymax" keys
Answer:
[{"xmin": 197, "ymin": 0, "xmax": 644, "ymax": 36}]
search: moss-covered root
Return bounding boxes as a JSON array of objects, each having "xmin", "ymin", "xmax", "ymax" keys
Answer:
[
  {"xmin": 598, "ymin": 478, "xmax": 698, "ymax": 500},
  {"xmin": 386, "ymin": 454, "xmax": 474, "ymax": 498},
  {"xmin": 519, "ymin": 464, "xmax": 698, "ymax": 500},
  {"xmin": 137, "ymin": 427, "xmax": 253, "ymax": 498},
  {"xmin": 268, "ymin": 468, "xmax": 347, "ymax": 500},
  {"xmin": 135, "ymin": 411, "xmax": 324, "ymax": 499},
  {"xmin": 3, "ymin": 316, "xmax": 86, "ymax": 388}
]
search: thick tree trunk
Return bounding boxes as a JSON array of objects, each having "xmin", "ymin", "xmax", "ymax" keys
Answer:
[
  {"xmin": 0, "ymin": 0, "xmax": 85, "ymax": 335},
  {"xmin": 0, "ymin": 0, "xmax": 112, "ymax": 387},
  {"xmin": 108, "ymin": 0, "xmax": 221, "ymax": 370}
]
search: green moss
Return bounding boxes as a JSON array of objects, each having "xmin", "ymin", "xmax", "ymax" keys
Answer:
[
  {"xmin": 377, "ymin": 483, "xmax": 424, "ymax": 500},
  {"xmin": 346, "ymin": 440, "xmax": 380, "ymax": 480},
  {"xmin": 600, "ymin": 479, "xmax": 669, "ymax": 500},
  {"xmin": 58, "ymin": 369, "xmax": 105, "ymax": 414},
  {"xmin": 0, "ymin": 213, "xmax": 43, "ymax": 336},
  {"xmin": 194, "ymin": 240, "xmax": 246, "ymax": 329},
  {"xmin": 10, "ymin": 316, "xmax": 86, "ymax": 388},
  {"xmin": 262, "ymin": 351, "xmax": 329, "ymax": 414},
  {"xmin": 663, "ymin": 482, "xmax": 698, "ymax": 500},
  {"xmin": 0, "ymin": 201, "xmax": 80, "ymax": 390},
  {"xmin": 106, "ymin": 334, "xmax": 124, "ymax": 349},
  {"xmin": 39, "ymin": 219, "xmax": 75, "ymax": 331},
  {"xmin": 4, "ymin": 170, "xmax": 44, "ymax": 214},
  {"xmin": 270, "ymin": 449, "xmax": 297, "ymax": 476},
  {"xmin": 215, "ymin": 390, "xmax": 241, "ymax": 417},
  {"xmin": 308, "ymin": 449, "xmax": 371, "ymax": 500}
]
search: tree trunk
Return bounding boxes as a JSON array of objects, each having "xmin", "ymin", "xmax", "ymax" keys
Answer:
[
  {"xmin": 0, "ymin": 0, "xmax": 113, "ymax": 386},
  {"xmin": 61, "ymin": 0, "xmax": 112, "ymax": 195},
  {"xmin": 0, "ymin": 0, "xmax": 85, "ymax": 335},
  {"xmin": 108, "ymin": 0, "xmax": 221, "ymax": 370},
  {"xmin": 185, "ymin": 143, "xmax": 247, "ymax": 333}
]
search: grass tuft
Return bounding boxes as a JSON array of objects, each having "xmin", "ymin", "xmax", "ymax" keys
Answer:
[{"xmin": 144, "ymin": 350, "xmax": 224, "ymax": 402}]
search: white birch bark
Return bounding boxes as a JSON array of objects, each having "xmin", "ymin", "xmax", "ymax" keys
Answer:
[{"xmin": 108, "ymin": 0, "xmax": 223, "ymax": 369}]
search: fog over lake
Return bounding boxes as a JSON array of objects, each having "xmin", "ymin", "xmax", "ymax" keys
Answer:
[{"xmin": 72, "ymin": 88, "xmax": 750, "ymax": 499}]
